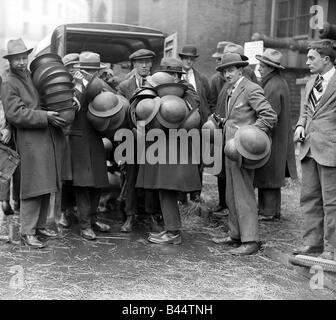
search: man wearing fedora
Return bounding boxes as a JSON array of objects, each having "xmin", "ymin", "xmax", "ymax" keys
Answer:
[
  {"xmin": 179, "ymin": 45, "xmax": 210, "ymax": 203},
  {"xmin": 1, "ymin": 39, "xmax": 67, "ymax": 248},
  {"xmin": 212, "ymin": 52, "xmax": 277, "ymax": 255},
  {"xmin": 117, "ymin": 49, "xmax": 157, "ymax": 233},
  {"xmin": 293, "ymin": 39, "xmax": 336, "ymax": 260},
  {"xmin": 65, "ymin": 51, "xmax": 111, "ymax": 240},
  {"xmin": 254, "ymin": 49, "xmax": 297, "ymax": 221}
]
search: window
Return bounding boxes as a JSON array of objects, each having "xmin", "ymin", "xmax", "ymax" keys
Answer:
[
  {"xmin": 23, "ymin": 0, "xmax": 30, "ymax": 10},
  {"xmin": 42, "ymin": 25, "xmax": 48, "ymax": 37},
  {"xmin": 23, "ymin": 22, "xmax": 29, "ymax": 35},
  {"xmin": 274, "ymin": 0, "xmax": 316, "ymax": 38}
]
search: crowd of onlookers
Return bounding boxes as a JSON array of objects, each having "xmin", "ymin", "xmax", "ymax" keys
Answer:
[{"xmin": 0, "ymin": 36, "xmax": 336, "ymax": 260}]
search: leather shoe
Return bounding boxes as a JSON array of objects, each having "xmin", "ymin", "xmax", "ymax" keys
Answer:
[
  {"xmin": 212, "ymin": 204, "xmax": 226, "ymax": 213},
  {"xmin": 120, "ymin": 216, "xmax": 134, "ymax": 233},
  {"xmin": 149, "ymin": 230, "xmax": 168, "ymax": 238},
  {"xmin": 20, "ymin": 234, "xmax": 45, "ymax": 248},
  {"xmin": 148, "ymin": 231, "xmax": 182, "ymax": 245},
  {"xmin": 80, "ymin": 228, "xmax": 96, "ymax": 240},
  {"xmin": 319, "ymin": 251, "xmax": 335, "ymax": 261},
  {"xmin": 36, "ymin": 228, "xmax": 58, "ymax": 238},
  {"xmin": 92, "ymin": 221, "xmax": 110, "ymax": 232},
  {"xmin": 58, "ymin": 212, "xmax": 70, "ymax": 228},
  {"xmin": 212, "ymin": 236, "xmax": 240, "ymax": 245},
  {"xmin": 229, "ymin": 242, "xmax": 260, "ymax": 255},
  {"xmin": 293, "ymin": 245, "xmax": 323, "ymax": 255},
  {"xmin": 2, "ymin": 201, "xmax": 14, "ymax": 216}
]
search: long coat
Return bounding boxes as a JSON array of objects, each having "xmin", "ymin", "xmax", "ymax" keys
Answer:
[
  {"xmin": 65, "ymin": 91, "xmax": 108, "ymax": 188},
  {"xmin": 136, "ymin": 81, "xmax": 202, "ymax": 192},
  {"xmin": 192, "ymin": 68, "xmax": 211, "ymax": 125},
  {"xmin": 254, "ymin": 71, "xmax": 297, "ymax": 188},
  {"xmin": 209, "ymin": 72, "xmax": 225, "ymax": 114},
  {"xmin": 296, "ymin": 71, "xmax": 336, "ymax": 166},
  {"xmin": 1, "ymin": 70, "xmax": 65, "ymax": 199}
]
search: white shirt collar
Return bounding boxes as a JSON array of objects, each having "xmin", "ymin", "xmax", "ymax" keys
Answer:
[{"xmin": 320, "ymin": 66, "xmax": 335, "ymax": 83}]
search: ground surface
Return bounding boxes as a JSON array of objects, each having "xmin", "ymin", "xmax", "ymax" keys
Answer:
[{"xmin": 0, "ymin": 173, "xmax": 335, "ymax": 300}]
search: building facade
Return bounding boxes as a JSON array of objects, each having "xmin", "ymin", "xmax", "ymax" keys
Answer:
[{"xmin": 0, "ymin": 0, "xmax": 89, "ymax": 71}]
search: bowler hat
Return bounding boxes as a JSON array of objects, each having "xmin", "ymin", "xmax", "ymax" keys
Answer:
[
  {"xmin": 3, "ymin": 38, "xmax": 33, "ymax": 59},
  {"xmin": 74, "ymin": 52, "xmax": 106, "ymax": 70},
  {"xmin": 62, "ymin": 53, "xmax": 80, "ymax": 67},
  {"xmin": 241, "ymin": 149, "xmax": 271, "ymax": 169},
  {"xmin": 129, "ymin": 49, "xmax": 155, "ymax": 61},
  {"xmin": 179, "ymin": 45, "xmax": 199, "ymax": 58},
  {"xmin": 224, "ymin": 43, "xmax": 249, "ymax": 61},
  {"xmin": 158, "ymin": 57, "xmax": 186, "ymax": 74},
  {"xmin": 216, "ymin": 53, "xmax": 249, "ymax": 72},
  {"xmin": 212, "ymin": 42, "xmax": 233, "ymax": 58},
  {"xmin": 256, "ymin": 48, "xmax": 285, "ymax": 69}
]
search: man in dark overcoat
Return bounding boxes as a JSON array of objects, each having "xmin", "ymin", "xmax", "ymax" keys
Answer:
[
  {"xmin": 117, "ymin": 49, "xmax": 157, "ymax": 233},
  {"xmin": 254, "ymin": 49, "xmax": 297, "ymax": 220},
  {"xmin": 179, "ymin": 45, "xmax": 210, "ymax": 203},
  {"xmin": 67, "ymin": 51, "xmax": 110, "ymax": 240},
  {"xmin": 136, "ymin": 57, "xmax": 202, "ymax": 245},
  {"xmin": 293, "ymin": 40, "xmax": 336, "ymax": 260},
  {"xmin": 1, "ymin": 39, "xmax": 66, "ymax": 248}
]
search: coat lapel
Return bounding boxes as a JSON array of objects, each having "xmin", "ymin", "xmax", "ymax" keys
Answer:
[
  {"xmin": 193, "ymin": 68, "xmax": 201, "ymax": 93},
  {"xmin": 227, "ymin": 77, "xmax": 246, "ymax": 114},
  {"xmin": 314, "ymin": 71, "xmax": 336, "ymax": 113}
]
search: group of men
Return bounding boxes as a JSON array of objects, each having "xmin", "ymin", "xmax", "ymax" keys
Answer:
[{"xmin": 1, "ymin": 36, "xmax": 336, "ymax": 260}]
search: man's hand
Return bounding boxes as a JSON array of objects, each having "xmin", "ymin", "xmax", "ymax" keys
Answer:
[
  {"xmin": 47, "ymin": 111, "xmax": 67, "ymax": 128},
  {"xmin": 0, "ymin": 129, "xmax": 11, "ymax": 144},
  {"xmin": 294, "ymin": 125, "xmax": 305, "ymax": 143}
]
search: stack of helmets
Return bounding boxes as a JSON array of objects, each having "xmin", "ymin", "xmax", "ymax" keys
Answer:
[
  {"xmin": 87, "ymin": 91, "xmax": 129, "ymax": 141},
  {"xmin": 30, "ymin": 53, "xmax": 75, "ymax": 125},
  {"xmin": 224, "ymin": 125, "xmax": 271, "ymax": 169},
  {"xmin": 141, "ymin": 72, "xmax": 200, "ymax": 131}
]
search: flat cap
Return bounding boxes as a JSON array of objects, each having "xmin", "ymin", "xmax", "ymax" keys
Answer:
[
  {"xmin": 129, "ymin": 49, "xmax": 156, "ymax": 61},
  {"xmin": 158, "ymin": 57, "xmax": 186, "ymax": 74},
  {"xmin": 62, "ymin": 53, "xmax": 80, "ymax": 67}
]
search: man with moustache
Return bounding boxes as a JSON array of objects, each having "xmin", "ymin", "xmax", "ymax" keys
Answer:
[
  {"xmin": 212, "ymin": 52, "xmax": 277, "ymax": 255},
  {"xmin": 293, "ymin": 40, "xmax": 336, "ymax": 260}
]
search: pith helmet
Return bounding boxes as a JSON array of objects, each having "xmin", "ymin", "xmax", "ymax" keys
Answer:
[{"xmin": 234, "ymin": 125, "xmax": 271, "ymax": 161}]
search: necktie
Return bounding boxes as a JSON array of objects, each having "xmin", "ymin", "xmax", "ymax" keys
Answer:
[
  {"xmin": 141, "ymin": 77, "xmax": 146, "ymax": 87},
  {"xmin": 309, "ymin": 75, "xmax": 323, "ymax": 110},
  {"xmin": 184, "ymin": 72, "xmax": 189, "ymax": 83},
  {"xmin": 226, "ymin": 86, "xmax": 234, "ymax": 114}
]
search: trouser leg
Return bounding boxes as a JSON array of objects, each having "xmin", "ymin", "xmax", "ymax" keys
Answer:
[
  {"xmin": 124, "ymin": 164, "xmax": 138, "ymax": 216},
  {"xmin": 258, "ymin": 188, "xmax": 281, "ymax": 216},
  {"xmin": 159, "ymin": 190, "xmax": 181, "ymax": 231},
  {"xmin": 318, "ymin": 163, "xmax": 336, "ymax": 251},
  {"xmin": 301, "ymin": 158, "xmax": 324, "ymax": 247},
  {"xmin": 0, "ymin": 178, "xmax": 10, "ymax": 201},
  {"xmin": 20, "ymin": 194, "xmax": 50, "ymax": 235},
  {"xmin": 145, "ymin": 190, "xmax": 161, "ymax": 216},
  {"xmin": 226, "ymin": 157, "xmax": 258, "ymax": 242},
  {"xmin": 75, "ymin": 187, "xmax": 101, "ymax": 229},
  {"xmin": 36, "ymin": 193, "xmax": 51, "ymax": 229},
  {"xmin": 12, "ymin": 166, "xmax": 20, "ymax": 204},
  {"xmin": 217, "ymin": 176, "xmax": 227, "ymax": 208}
]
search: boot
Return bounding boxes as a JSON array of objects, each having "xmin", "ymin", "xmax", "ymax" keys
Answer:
[{"xmin": 120, "ymin": 215, "xmax": 134, "ymax": 233}]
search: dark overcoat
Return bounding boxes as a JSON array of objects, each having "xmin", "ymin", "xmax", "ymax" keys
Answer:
[
  {"xmin": 117, "ymin": 76, "xmax": 138, "ymax": 101},
  {"xmin": 65, "ymin": 91, "xmax": 108, "ymax": 188},
  {"xmin": 209, "ymin": 72, "xmax": 225, "ymax": 114},
  {"xmin": 193, "ymin": 68, "xmax": 211, "ymax": 125},
  {"xmin": 136, "ymin": 81, "xmax": 202, "ymax": 192},
  {"xmin": 254, "ymin": 71, "xmax": 297, "ymax": 188},
  {"xmin": 1, "ymin": 70, "xmax": 65, "ymax": 199}
]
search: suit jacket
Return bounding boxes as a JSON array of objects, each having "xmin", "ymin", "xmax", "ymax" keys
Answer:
[
  {"xmin": 224, "ymin": 77, "xmax": 277, "ymax": 141},
  {"xmin": 209, "ymin": 72, "xmax": 225, "ymax": 114},
  {"xmin": 296, "ymin": 70, "xmax": 336, "ymax": 167},
  {"xmin": 192, "ymin": 68, "xmax": 211, "ymax": 125}
]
